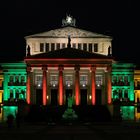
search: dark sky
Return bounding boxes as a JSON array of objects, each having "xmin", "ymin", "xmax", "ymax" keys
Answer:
[{"xmin": 0, "ymin": 0, "xmax": 139, "ymax": 63}]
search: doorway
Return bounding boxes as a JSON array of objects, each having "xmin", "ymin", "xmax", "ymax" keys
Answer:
[
  {"xmin": 36, "ymin": 89, "xmax": 42, "ymax": 105},
  {"xmin": 51, "ymin": 89, "xmax": 58, "ymax": 106},
  {"xmin": 95, "ymin": 89, "xmax": 102, "ymax": 105},
  {"xmin": 80, "ymin": 89, "xmax": 87, "ymax": 105}
]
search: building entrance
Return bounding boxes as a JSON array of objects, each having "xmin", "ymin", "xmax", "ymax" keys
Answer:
[
  {"xmin": 80, "ymin": 89, "xmax": 87, "ymax": 105},
  {"xmin": 51, "ymin": 89, "xmax": 58, "ymax": 106},
  {"xmin": 95, "ymin": 89, "xmax": 102, "ymax": 105},
  {"xmin": 36, "ymin": 89, "xmax": 42, "ymax": 105}
]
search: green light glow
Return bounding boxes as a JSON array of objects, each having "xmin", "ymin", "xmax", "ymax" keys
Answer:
[
  {"xmin": 120, "ymin": 106, "xmax": 134, "ymax": 120},
  {"xmin": 1, "ymin": 62, "xmax": 27, "ymax": 102},
  {"xmin": 112, "ymin": 63, "xmax": 134, "ymax": 101},
  {"xmin": 2, "ymin": 106, "xmax": 18, "ymax": 121}
]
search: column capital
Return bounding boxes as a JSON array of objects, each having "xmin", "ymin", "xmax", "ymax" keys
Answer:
[
  {"xmin": 58, "ymin": 65, "xmax": 64, "ymax": 71},
  {"xmin": 75, "ymin": 65, "xmax": 80, "ymax": 71},
  {"xmin": 42, "ymin": 65, "xmax": 48, "ymax": 71},
  {"xmin": 106, "ymin": 65, "xmax": 112, "ymax": 72},
  {"xmin": 90, "ymin": 66, "xmax": 96, "ymax": 72}
]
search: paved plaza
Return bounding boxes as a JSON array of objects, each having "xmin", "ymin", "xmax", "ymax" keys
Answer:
[{"xmin": 1, "ymin": 121, "xmax": 140, "ymax": 140}]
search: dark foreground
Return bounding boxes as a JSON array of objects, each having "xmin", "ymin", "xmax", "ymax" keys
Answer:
[{"xmin": 1, "ymin": 121, "xmax": 140, "ymax": 140}]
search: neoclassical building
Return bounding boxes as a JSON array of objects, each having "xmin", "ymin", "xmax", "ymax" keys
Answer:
[
  {"xmin": 24, "ymin": 15, "xmax": 114, "ymax": 106},
  {"xmin": 0, "ymin": 15, "xmax": 138, "ymax": 110}
]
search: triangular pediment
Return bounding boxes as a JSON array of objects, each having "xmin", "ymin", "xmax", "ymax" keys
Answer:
[{"xmin": 25, "ymin": 26, "xmax": 111, "ymax": 38}]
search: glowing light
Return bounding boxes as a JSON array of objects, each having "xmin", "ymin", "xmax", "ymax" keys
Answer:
[
  {"xmin": 91, "ymin": 67, "xmax": 96, "ymax": 105},
  {"xmin": 75, "ymin": 70, "xmax": 80, "ymax": 105},
  {"xmin": 47, "ymin": 95, "xmax": 49, "ymax": 99},
  {"xmin": 26, "ymin": 73, "xmax": 30, "ymax": 104},
  {"xmin": 89, "ymin": 95, "xmax": 92, "ymax": 100},
  {"xmin": 82, "ymin": 84, "xmax": 85, "ymax": 87},
  {"xmin": 107, "ymin": 67, "xmax": 112, "ymax": 104},
  {"xmin": 59, "ymin": 69, "xmax": 63, "ymax": 105},
  {"xmin": 68, "ymin": 84, "xmax": 70, "ymax": 87},
  {"xmin": 97, "ymin": 84, "xmax": 100, "ymax": 87},
  {"xmin": 42, "ymin": 69, "xmax": 47, "ymax": 105},
  {"xmin": 0, "ymin": 91, "xmax": 3, "ymax": 104},
  {"xmin": 53, "ymin": 84, "xmax": 55, "ymax": 87},
  {"xmin": 38, "ymin": 83, "xmax": 41, "ymax": 87}
]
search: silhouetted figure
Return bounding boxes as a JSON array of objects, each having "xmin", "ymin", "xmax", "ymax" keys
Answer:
[
  {"xmin": 27, "ymin": 45, "xmax": 31, "ymax": 56},
  {"xmin": 67, "ymin": 35, "xmax": 71, "ymax": 48},
  {"xmin": 108, "ymin": 46, "xmax": 111, "ymax": 56}
]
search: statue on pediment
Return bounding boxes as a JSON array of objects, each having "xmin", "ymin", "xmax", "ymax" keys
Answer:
[
  {"xmin": 27, "ymin": 45, "xmax": 31, "ymax": 56},
  {"xmin": 62, "ymin": 14, "xmax": 76, "ymax": 27}
]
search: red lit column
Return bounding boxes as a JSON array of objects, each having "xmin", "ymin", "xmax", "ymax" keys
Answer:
[
  {"xmin": 75, "ymin": 66, "xmax": 80, "ymax": 105},
  {"xmin": 58, "ymin": 66, "xmax": 64, "ymax": 105},
  {"xmin": 26, "ymin": 66, "xmax": 31, "ymax": 104},
  {"xmin": 42, "ymin": 66, "xmax": 47, "ymax": 105},
  {"xmin": 107, "ymin": 66, "xmax": 112, "ymax": 104},
  {"xmin": 91, "ymin": 66, "xmax": 96, "ymax": 105}
]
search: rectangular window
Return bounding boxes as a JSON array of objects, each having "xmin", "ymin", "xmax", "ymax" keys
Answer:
[
  {"xmin": 15, "ymin": 76, "xmax": 19, "ymax": 85},
  {"xmin": 96, "ymin": 75, "xmax": 103, "ymax": 86},
  {"xmin": 51, "ymin": 43, "xmax": 55, "ymax": 51},
  {"xmin": 35, "ymin": 75, "xmax": 43, "ymax": 88},
  {"xmin": 112, "ymin": 76, "xmax": 117, "ymax": 85},
  {"xmin": 80, "ymin": 75, "xmax": 88, "ymax": 86},
  {"xmin": 124, "ymin": 76, "xmax": 129, "ymax": 86},
  {"xmin": 89, "ymin": 43, "xmax": 92, "ymax": 52},
  {"xmin": 45, "ymin": 43, "xmax": 49, "ymax": 52},
  {"xmin": 78, "ymin": 43, "xmax": 82, "ymax": 50},
  {"xmin": 83, "ymin": 43, "xmax": 87, "ymax": 51},
  {"xmin": 10, "ymin": 89, "xmax": 14, "ymax": 99},
  {"xmin": 8, "ymin": 76, "xmax": 14, "ymax": 86},
  {"xmin": 124, "ymin": 90, "xmax": 128, "ymax": 98},
  {"xmin": 50, "ymin": 75, "xmax": 58, "ymax": 86},
  {"xmin": 94, "ymin": 43, "xmax": 98, "ymax": 52},
  {"xmin": 21, "ymin": 76, "xmax": 25, "ymax": 85},
  {"xmin": 62, "ymin": 43, "xmax": 65, "ymax": 49},
  {"xmin": 56, "ymin": 43, "xmax": 60, "ymax": 50},
  {"xmin": 118, "ymin": 89, "xmax": 123, "ymax": 98},
  {"xmin": 40, "ymin": 43, "xmax": 44, "ymax": 52},
  {"xmin": 65, "ymin": 75, "xmax": 73, "ymax": 86}
]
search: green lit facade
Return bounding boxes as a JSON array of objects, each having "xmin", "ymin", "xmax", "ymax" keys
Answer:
[
  {"xmin": 112, "ymin": 63, "xmax": 134, "ymax": 102},
  {"xmin": 1, "ymin": 62, "xmax": 27, "ymax": 103},
  {"xmin": 0, "ymin": 15, "xmax": 140, "ymax": 121}
]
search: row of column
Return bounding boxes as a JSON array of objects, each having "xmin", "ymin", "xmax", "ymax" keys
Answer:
[{"xmin": 26, "ymin": 65, "xmax": 112, "ymax": 105}]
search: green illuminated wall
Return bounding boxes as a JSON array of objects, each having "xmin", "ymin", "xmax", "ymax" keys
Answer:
[
  {"xmin": 120, "ymin": 106, "xmax": 135, "ymax": 120},
  {"xmin": 112, "ymin": 63, "xmax": 134, "ymax": 102},
  {"xmin": 1, "ymin": 62, "xmax": 27, "ymax": 102}
]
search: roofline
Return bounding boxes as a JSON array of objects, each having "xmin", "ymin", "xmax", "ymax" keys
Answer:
[{"xmin": 24, "ymin": 26, "xmax": 112, "ymax": 39}]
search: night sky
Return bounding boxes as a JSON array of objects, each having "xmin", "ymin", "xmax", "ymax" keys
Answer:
[{"xmin": 0, "ymin": 0, "xmax": 139, "ymax": 64}]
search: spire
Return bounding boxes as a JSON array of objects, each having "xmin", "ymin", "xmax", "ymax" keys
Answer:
[{"xmin": 67, "ymin": 35, "xmax": 71, "ymax": 48}]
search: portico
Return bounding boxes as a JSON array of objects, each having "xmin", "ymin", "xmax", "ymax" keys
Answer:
[{"xmin": 25, "ymin": 48, "xmax": 113, "ymax": 106}]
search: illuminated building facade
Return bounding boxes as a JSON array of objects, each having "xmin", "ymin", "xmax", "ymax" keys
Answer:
[
  {"xmin": 0, "ymin": 69, "xmax": 3, "ymax": 104},
  {"xmin": 0, "ymin": 15, "xmax": 139, "ymax": 113},
  {"xmin": 112, "ymin": 63, "xmax": 134, "ymax": 103},
  {"xmin": 0, "ymin": 63, "xmax": 27, "ymax": 104},
  {"xmin": 24, "ymin": 15, "xmax": 113, "ymax": 106}
]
